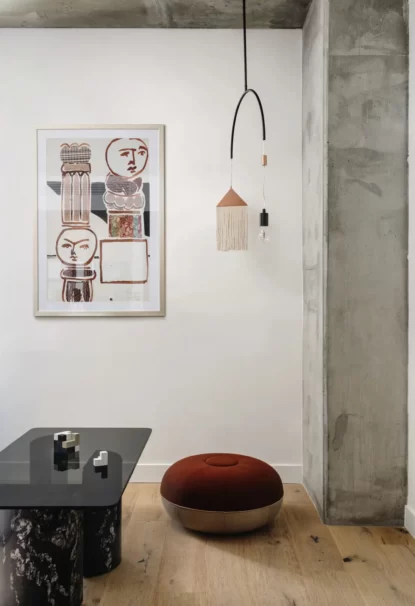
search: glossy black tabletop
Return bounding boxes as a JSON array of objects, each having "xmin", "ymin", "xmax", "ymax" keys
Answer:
[{"xmin": 0, "ymin": 428, "xmax": 152, "ymax": 509}]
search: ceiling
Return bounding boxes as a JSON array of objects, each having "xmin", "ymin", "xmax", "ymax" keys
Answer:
[{"xmin": 0, "ymin": 0, "xmax": 312, "ymax": 28}]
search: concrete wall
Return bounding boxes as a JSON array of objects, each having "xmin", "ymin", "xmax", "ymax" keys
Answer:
[
  {"xmin": 405, "ymin": 0, "xmax": 415, "ymax": 536},
  {"xmin": 303, "ymin": 0, "xmax": 408, "ymax": 524},
  {"xmin": 0, "ymin": 0, "xmax": 313, "ymax": 28},
  {"xmin": 0, "ymin": 29, "xmax": 303, "ymax": 482},
  {"xmin": 327, "ymin": 0, "xmax": 408, "ymax": 525},
  {"xmin": 302, "ymin": 0, "xmax": 328, "ymax": 517}
]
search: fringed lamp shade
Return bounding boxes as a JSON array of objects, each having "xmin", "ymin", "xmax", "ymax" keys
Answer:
[{"xmin": 216, "ymin": 188, "xmax": 248, "ymax": 251}]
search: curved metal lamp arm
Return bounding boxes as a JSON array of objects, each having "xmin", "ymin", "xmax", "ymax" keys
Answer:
[{"xmin": 230, "ymin": 88, "xmax": 267, "ymax": 161}]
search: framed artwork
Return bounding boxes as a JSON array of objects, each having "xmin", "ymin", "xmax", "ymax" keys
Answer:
[{"xmin": 35, "ymin": 125, "xmax": 165, "ymax": 316}]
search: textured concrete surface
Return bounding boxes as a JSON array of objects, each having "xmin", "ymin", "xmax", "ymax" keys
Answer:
[
  {"xmin": 0, "ymin": 0, "xmax": 312, "ymax": 28},
  {"xmin": 327, "ymin": 0, "xmax": 408, "ymax": 525},
  {"xmin": 303, "ymin": 0, "xmax": 408, "ymax": 525},
  {"xmin": 329, "ymin": 0, "xmax": 408, "ymax": 56},
  {"xmin": 302, "ymin": 0, "xmax": 327, "ymax": 518}
]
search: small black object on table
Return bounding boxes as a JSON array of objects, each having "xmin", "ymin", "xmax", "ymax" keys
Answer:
[{"xmin": 0, "ymin": 427, "xmax": 151, "ymax": 606}]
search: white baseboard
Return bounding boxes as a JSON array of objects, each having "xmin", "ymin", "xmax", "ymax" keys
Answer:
[
  {"xmin": 405, "ymin": 504, "xmax": 415, "ymax": 537},
  {"xmin": 131, "ymin": 463, "xmax": 303, "ymax": 484}
]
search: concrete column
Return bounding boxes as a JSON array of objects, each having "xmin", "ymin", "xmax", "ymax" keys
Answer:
[{"xmin": 303, "ymin": 0, "xmax": 408, "ymax": 524}]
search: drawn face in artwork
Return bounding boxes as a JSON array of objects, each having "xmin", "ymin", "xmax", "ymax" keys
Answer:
[
  {"xmin": 56, "ymin": 228, "xmax": 97, "ymax": 266},
  {"xmin": 105, "ymin": 138, "xmax": 149, "ymax": 179}
]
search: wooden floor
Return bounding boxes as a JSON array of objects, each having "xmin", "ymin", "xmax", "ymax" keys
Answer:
[{"xmin": 83, "ymin": 484, "xmax": 415, "ymax": 606}]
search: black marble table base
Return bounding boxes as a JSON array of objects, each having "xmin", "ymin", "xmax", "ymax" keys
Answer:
[
  {"xmin": 0, "ymin": 509, "xmax": 83, "ymax": 606},
  {"xmin": 83, "ymin": 499, "xmax": 121, "ymax": 578},
  {"xmin": 0, "ymin": 502, "xmax": 122, "ymax": 605}
]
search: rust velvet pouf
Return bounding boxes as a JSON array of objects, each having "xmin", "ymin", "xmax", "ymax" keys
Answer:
[{"xmin": 160, "ymin": 454, "xmax": 284, "ymax": 534}]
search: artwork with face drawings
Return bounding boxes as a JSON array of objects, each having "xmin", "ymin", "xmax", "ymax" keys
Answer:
[
  {"xmin": 56, "ymin": 228, "xmax": 98, "ymax": 302},
  {"xmin": 103, "ymin": 138, "xmax": 148, "ymax": 241},
  {"xmin": 36, "ymin": 126, "xmax": 165, "ymax": 316}
]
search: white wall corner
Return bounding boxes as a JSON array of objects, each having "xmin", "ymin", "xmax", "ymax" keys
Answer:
[
  {"xmin": 131, "ymin": 463, "xmax": 303, "ymax": 484},
  {"xmin": 405, "ymin": 505, "xmax": 415, "ymax": 538}
]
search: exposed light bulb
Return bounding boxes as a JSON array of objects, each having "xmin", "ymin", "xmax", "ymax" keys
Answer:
[
  {"xmin": 259, "ymin": 209, "xmax": 270, "ymax": 243},
  {"xmin": 258, "ymin": 227, "xmax": 270, "ymax": 243}
]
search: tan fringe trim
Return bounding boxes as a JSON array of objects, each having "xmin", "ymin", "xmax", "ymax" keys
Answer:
[{"xmin": 216, "ymin": 206, "xmax": 248, "ymax": 251}]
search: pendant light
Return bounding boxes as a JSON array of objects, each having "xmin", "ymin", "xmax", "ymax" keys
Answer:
[
  {"xmin": 216, "ymin": 0, "xmax": 268, "ymax": 252},
  {"xmin": 259, "ymin": 208, "xmax": 269, "ymax": 243}
]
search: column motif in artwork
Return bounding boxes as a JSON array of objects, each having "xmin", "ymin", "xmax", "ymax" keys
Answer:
[
  {"xmin": 100, "ymin": 138, "xmax": 150, "ymax": 284},
  {"xmin": 60, "ymin": 143, "xmax": 92, "ymax": 225},
  {"xmin": 57, "ymin": 143, "xmax": 97, "ymax": 302}
]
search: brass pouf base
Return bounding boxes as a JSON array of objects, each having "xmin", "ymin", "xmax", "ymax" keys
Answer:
[{"xmin": 162, "ymin": 496, "xmax": 283, "ymax": 534}]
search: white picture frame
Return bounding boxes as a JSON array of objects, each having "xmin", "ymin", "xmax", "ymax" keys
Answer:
[{"xmin": 35, "ymin": 125, "xmax": 165, "ymax": 317}]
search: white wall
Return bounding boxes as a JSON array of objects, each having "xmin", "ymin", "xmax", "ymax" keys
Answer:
[
  {"xmin": 407, "ymin": 5, "xmax": 415, "ymax": 534},
  {"xmin": 0, "ymin": 29, "xmax": 303, "ymax": 481}
]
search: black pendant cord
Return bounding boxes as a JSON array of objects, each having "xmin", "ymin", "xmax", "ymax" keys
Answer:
[
  {"xmin": 230, "ymin": 0, "xmax": 266, "ymax": 162},
  {"xmin": 243, "ymin": 0, "xmax": 248, "ymax": 92}
]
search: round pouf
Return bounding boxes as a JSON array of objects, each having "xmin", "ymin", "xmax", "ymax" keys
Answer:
[{"xmin": 161, "ymin": 453, "xmax": 283, "ymax": 534}]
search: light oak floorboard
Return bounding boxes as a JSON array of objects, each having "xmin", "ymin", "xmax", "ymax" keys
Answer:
[
  {"xmin": 329, "ymin": 525, "xmax": 415, "ymax": 606},
  {"xmin": 84, "ymin": 484, "xmax": 415, "ymax": 606}
]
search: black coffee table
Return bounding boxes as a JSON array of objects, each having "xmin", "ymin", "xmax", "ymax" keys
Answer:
[{"xmin": 0, "ymin": 427, "xmax": 151, "ymax": 606}]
